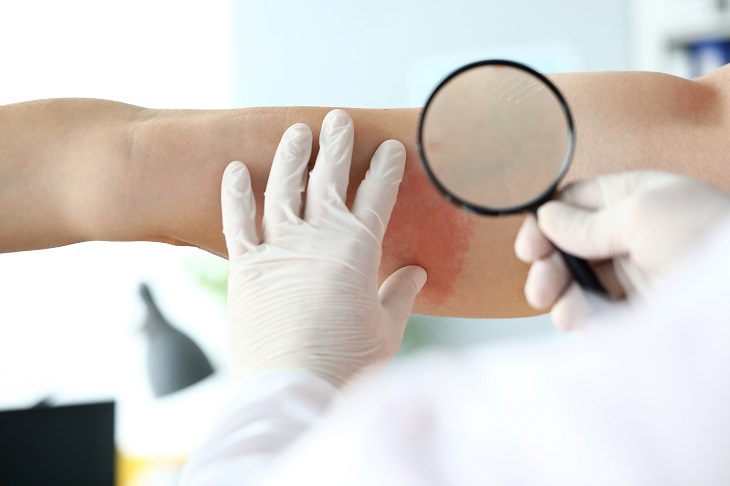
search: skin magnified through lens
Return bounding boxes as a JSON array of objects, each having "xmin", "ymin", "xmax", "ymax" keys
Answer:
[{"xmin": 422, "ymin": 64, "xmax": 571, "ymax": 210}]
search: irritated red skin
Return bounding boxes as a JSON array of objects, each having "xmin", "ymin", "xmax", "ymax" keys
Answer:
[{"xmin": 381, "ymin": 158, "xmax": 476, "ymax": 312}]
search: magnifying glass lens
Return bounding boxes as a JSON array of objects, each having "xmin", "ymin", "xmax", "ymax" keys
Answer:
[
  {"xmin": 419, "ymin": 60, "xmax": 607, "ymax": 296},
  {"xmin": 420, "ymin": 63, "xmax": 572, "ymax": 212}
]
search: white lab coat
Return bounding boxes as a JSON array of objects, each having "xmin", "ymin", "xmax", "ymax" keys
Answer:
[{"xmin": 180, "ymin": 218, "xmax": 730, "ymax": 485}]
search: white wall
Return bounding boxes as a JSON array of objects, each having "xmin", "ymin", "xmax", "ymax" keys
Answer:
[
  {"xmin": 0, "ymin": 1, "xmax": 232, "ymax": 107},
  {"xmin": 230, "ymin": 0, "xmax": 631, "ymax": 108}
]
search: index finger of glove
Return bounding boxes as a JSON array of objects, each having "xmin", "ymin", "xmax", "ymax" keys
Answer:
[
  {"xmin": 305, "ymin": 110, "xmax": 354, "ymax": 220},
  {"xmin": 352, "ymin": 140, "xmax": 406, "ymax": 241},
  {"xmin": 537, "ymin": 200, "xmax": 631, "ymax": 260},
  {"xmin": 514, "ymin": 214, "xmax": 554, "ymax": 263},
  {"xmin": 558, "ymin": 171, "xmax": 670, "ymax": 209},
  {"xmin": 263, "ymin": 123, "xmax": 312, "ymax": 229},
  {"xmin": 221, "ymin": 161, "xmax": 259, "ymax": 258}
]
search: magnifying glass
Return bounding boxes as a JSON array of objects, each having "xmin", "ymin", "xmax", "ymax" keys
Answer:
[{"xmin": 418, "ymin": 59, "xmax": 607, "ymax": 296}]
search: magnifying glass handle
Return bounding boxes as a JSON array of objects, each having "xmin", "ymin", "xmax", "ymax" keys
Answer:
[{"xmin": 557, "ymin": 249, "xmax": 608, "ymax": 296}]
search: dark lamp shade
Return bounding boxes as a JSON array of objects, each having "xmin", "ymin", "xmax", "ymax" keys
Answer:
[{"xmin": 139, "ymin": 283, "xmax": 215, "ymax": 397}]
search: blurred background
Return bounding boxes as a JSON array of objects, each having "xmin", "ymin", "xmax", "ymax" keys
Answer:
[{"xmin": 1, "ymin": 0, "xmax": 728, "ymax": 484}]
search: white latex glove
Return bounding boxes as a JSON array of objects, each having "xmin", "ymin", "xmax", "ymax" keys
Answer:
[
  {"xmin": 514, "ymin": 170, "xmax": 730, "ymax": 330},
  {"xmin": 221, "ymin": 109, "xmax": 427, "ymax": 387}
]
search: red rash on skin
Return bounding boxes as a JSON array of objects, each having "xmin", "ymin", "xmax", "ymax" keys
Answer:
[{"xmin": 382, "ymin": 161, "xmax": 475, "ymax": 309}]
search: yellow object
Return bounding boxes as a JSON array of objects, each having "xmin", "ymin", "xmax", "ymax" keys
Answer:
[{"xmin": 116, "ymin": 449, "xmax": 188, "ymax": 486}]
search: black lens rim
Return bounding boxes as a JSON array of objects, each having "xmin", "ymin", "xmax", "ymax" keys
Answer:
[{"xmin": 417, "ymin": 59, "xmax": 575, "ymax": 216}]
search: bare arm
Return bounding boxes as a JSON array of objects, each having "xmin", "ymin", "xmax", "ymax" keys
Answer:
[
  {"xmin": 126, "ymin": 106, "xmax": 518, "ymax": 317},
  {"xmin": 3, "ymin": 67, "xmax": 730, "ymax": 317},
  {"xmin": 556, "ymin": 68, "xmax": 730, "ymax": 187},
  {"xmin": 0, "ymin": 99, "xmax": 141, "ymax": 251}
]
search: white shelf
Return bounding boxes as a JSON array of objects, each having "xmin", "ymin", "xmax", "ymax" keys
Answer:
[{"xmin": 633, "ymin": 0, "xmax": 730, "ymax": 76}]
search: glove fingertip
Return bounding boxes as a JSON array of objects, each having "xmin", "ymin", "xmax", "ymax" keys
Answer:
[
  {"xmin": 221, "ymin": 161, "xmax": 251, "ymax": 216},
  {"xmin": 410, "ymin": 265, "xmax": 428, "ymax": 292},
  {"xmin": 379, "ymin": 265, "xmax": 428, "ymax": 315},
  {"xmin": 536, "ymin": 201, "xmax": 567, "ymax": 229},
  {"xmin": 221, "ymin": 161, "xmax": 258, "ymax": 257},
  {"xmin": 550, "ymin": 282, "xmax": 590, "ymax": 332},
  {"xmin": 370, "ymin": 139, "xmax": 406, "ymax": 183},
  {"xmin": 223, "ymin": 160, "xmax": 247, "ymax": 184},
  {"xmin": 536, "ymin": 201, "xmax": 588, "ymax": 250},
  {"xmin": 352, "ymin": 139, "xmax": 407, "ymax": 237},
  {"xmin": 514, "ymin": 214, "xmax": 554, "ymax": 263}
]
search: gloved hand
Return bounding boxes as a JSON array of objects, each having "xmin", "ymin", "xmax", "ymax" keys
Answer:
[
  {"xmin": 514, "ymin": 170, "xmax": 730, "ymax": 330},
  {"xmin": 221, "ymin": 109, "xmax": 427, "ymax": 387}
]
